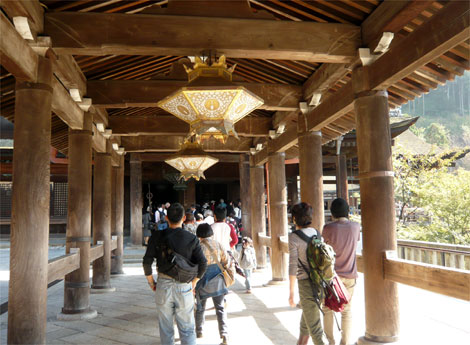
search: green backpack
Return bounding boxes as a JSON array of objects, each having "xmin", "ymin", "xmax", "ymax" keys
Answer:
[{"xmin": 294, "ymin": 230, "xmax": 336, "ymax": 300}]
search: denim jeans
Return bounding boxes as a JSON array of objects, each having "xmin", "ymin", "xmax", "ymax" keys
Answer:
[
  {"xmin": 195, "ymin": 294, "xmax": 228, "ymax": 338},
  {"xmin": 243, "ymin": 268, "xmax": 252, "ymax": 290},
  {"xmin": 155, "ymin": 277, "xmax": 196, "ymax": 345}
]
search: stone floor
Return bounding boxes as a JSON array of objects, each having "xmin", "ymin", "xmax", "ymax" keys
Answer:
[{"xmin": 1, "ymin": 261, "xmax": 469, "ymax": 345}]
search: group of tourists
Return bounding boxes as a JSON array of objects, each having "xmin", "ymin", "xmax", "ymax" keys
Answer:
[
  {"xmin": 143, "ymin": 203, "xmax": 256, "ymax": 345},
  {"xmin": 142, "ymin": 197, "xmax": 359, "ymax": 345}
]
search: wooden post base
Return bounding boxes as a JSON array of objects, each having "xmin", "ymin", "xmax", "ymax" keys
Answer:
[
  {"xmin": 57, "ymin": 308, "xmax": 98, "ymax": 321},
  {"xmin": 357, "ymin": 335, "xmax": 400, "ymax": 345},
  {"xmin": 90, "ymin": 287, "xmax": 116, "ymax": 294}
]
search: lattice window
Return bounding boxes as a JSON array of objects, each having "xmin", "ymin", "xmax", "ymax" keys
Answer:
[
  {"xmin": 0, "ymin": 182, "xmax": 12, "ymax": 218},
  {"xmin": 51, "ymin": 182, "xmax": 68, "ymax": 218}
]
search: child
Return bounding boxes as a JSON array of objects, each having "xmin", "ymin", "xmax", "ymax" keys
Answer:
[{"xmin": 240, "ymin": 237, "xmax": 256, "ymax": 293}]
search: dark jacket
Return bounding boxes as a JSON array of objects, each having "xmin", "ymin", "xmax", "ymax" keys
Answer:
[{"xmin": 143, "ymin": 227, "xmax": 207, "ymax": 279}]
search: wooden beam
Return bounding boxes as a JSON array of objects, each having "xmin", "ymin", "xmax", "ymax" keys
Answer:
[
  {"xmin": 303, "ymin": 63, "xmax": 349, "ymax": 101},
  {"xmin": 384, "ymin": 252, "xmax": 470, "ymax": 301},
  {"xmin": 253, "ymin": 147, "xmax": 268, "ymax": 166},
  {"xmin": 91, "ymin": 107, "xmax": 109, "ymax": 127},
  {"xmin": 258, "ymin": 234, "xmax": 271, "ymax": 248},
  {"xmin": 0, "ymin": 11, "xmax": 38, "ymax": 81},
  {"xmin": 121, "ymin": 135, "xmax": 253, "ymax": 153},
  {"xmin": 92, "ymin": 124, "xmax": 106, "ymax": 153},
  {"xmin": 47, "ymin": 250, "xmax": 80, "ymax": 284},
  {"xmin": 89, "ymin": 244, "xmax": 104, "ymax": 263},
  {"xmin": 52, "ymin": 77, "xmax": 84, "ymax": 130},
  {"xmin": 53, "ymin": 54, "xmax": 87, "ymax": 96},
  {"xmin": 140, "ymin": 152, "xmax": 242, "ymax": 163},
  {"xmin": 268, "ymin": 125, "xmax": 299, "ymax": 153},
  {"xmin": 44, "ymin": 12, "xmax": 360, "ymax": 62},
  {"xmin": 87, "ymin": 80, "xmax": 301, "ymax": 111},
  {"xmin": 109, "ymin": 116, "xmax": 271, "ymax": 137},
  {"xmin": 302, "ymin": 0, "xmax": 435, "ymax": 102},
  {"xmin": 0, "ymin": 0, "xmax": 44, "ymax": 38},
  {"xmin": 272, "ymin": 110, "xmax": 298, "ymax": 129},
  {"xmin": 306, "ymin": 84, "xmax": 354, "ymax": 131},
  {"xmin": 370, "ymin": 1, "xmax": 470, "ymax": 90}
]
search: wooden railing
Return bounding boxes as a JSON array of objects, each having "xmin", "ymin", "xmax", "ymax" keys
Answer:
[
  {"xmin": 47, "ymin": 249, "xmax": 80, "ymax": 284},
  {"xmin": 46, "ymin": 236, "xmax": 117, "ymax": 285},
  {"xmin": 257, "ymin": 233, "xmax": 470, "ymax": 301},
  {"xmin": 397, "ymin": 239, "xmax": 470, "ymax": 270}
]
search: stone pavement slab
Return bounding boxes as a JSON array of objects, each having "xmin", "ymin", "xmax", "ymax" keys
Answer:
[{"xmin": 1, "ymin": 262, "xmax": 469, "ymax": 344}]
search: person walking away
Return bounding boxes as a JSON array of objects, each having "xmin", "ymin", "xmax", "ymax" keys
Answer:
[
  {"xmin": 240, "ymin": 237, "xmax": 256, "ymax": 293},
  {"xmin": 204, "ymin": 209, "xmax": 215, "ymax": 225},
  {"xmin": 288, "ymin": 202, "xmax": 328, "ymax": 345},
  {"xmin": 212, "ymin": 207, "xmax": 238, "ymax": 252},
  {"xmin": 143, "ymin": 203, "xmax": 207, "ymax": 345},
  {"xmin": 183, "ymin": 212, "xmax": 197, "ymax": 235},
  {"xmin": 322, "ymin": 198, "xmax": 360, "ymax": 345},
  {"xmin": 143, "ymin": 206, "xmax": 153, "ymax": 245},
  {"xmin": 195, "ymin": 223, "xmax": 230, "ymax": 345}
]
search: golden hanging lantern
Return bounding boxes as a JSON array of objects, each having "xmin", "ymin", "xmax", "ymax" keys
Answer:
[
  {"xmin": 157, "ymin": 55, "xmax": 264, "ymax": 138},
  {"xmin": 164, "ymin": 139, "xmax": 219, "ymax": 181}
]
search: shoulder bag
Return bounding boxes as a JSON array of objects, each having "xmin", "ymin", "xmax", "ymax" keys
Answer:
[{"xmin": 202, "ymin": 240, "xmax": 235, "ymax": 287}]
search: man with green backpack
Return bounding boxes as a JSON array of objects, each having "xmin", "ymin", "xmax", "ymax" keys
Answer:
[{"xmin": 288, "ymin": 202, "xmax": 331, "ymax": 345}]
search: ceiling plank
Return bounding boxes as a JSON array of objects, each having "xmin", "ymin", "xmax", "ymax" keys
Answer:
[
  {"xmin": 44, "ymin": 12, "xmax": 360, "ymax": 62},
  {"xmin": 121, "ymin": 135, "xmax": 253, "ymax": 153},
  {"xmin": 369, "ymin": 1, "xmax": 470, "ymax": 90},
  {"xmin": 109, "ymin": 116, "xmax": 271, "ymax": 137},
  {"xmin": 87, "ymin": 80, "xmax": 302, "ymax": 111}
]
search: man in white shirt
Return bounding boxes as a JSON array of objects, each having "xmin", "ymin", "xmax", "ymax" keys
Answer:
[{"xmin": 211, "ymin": 207, "xmax": 232, "ymax": 252}]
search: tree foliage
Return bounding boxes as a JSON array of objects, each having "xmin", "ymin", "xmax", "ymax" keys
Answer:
[
  {"xmin": 394, "ymin": 147, "xmax": 470, "ymax": 245},
  {"xmin": 423, "ymin": 123, "xmax": 450, "ymax": 148}
]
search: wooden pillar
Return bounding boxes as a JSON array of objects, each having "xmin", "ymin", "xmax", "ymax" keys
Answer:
[
  {"xmin": 184, "ymin": 179, "xmax": 196, "ymax": 208},
  {"xmin": 336, "ymin": 154, "xmax": 349, "ymax": 201},
  {"xmin": 354, "ymin": 67, "xmax": 399, "ymax": 345},
  {"xmin": 91, "ymin": 143, "xmax": 115, "ymax": 292},
  {"xmin": 130, "ymin": 153, "xmax": 142, "ymax": 246},
  {"xmin": 288, "ymin": 176, "xmax": 300, "ymax": 206},
  {"xmin": 8, "ymin": 57, "xmax": 53, "ymax": 345},
  {"xmin": 111, "ymin": 156, "xmax": 125, "ymax": 274},
  {"xmin": 239, "ymin": 154, "xmax": 252, "ymax": 237},
  {"xmin": 61, "ymin": 112, "xmax": 96, "ymax": 318},
  {"xmin": 268, "ymin": 152, "xmax": 288, "ymax": 281},
  {"xmin": 250, "ymin": 159, "xmax": 267, "ymax": 268},
  {"xmin": 298, "ymin": 130, "xmax": 325, "ymax": 232}
]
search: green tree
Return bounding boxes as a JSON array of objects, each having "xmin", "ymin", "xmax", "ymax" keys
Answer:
[
  {"xmin": 423, "ymin": 123, "xmax": 450, "ymax": 147},
  {"xmin": 394, "ymin": 146, "xmax": 470, "ymax": 245}
]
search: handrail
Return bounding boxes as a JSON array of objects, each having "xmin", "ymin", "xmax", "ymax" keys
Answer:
[
  {"xmin": 47, "ymin": 249, "xmax": 80, "ymax": 284},
  {"xmin": 383, "ymin": 251, "xmax": 470, "ymax": 301},
  {"xmin": 89, "ymin": 243, "xmax": 104, "ymax": 262}
]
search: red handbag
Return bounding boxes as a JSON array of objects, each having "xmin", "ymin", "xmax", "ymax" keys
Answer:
[{"xmin": 324, "ymin": 275, "xmax": 351, "ymax": 312}]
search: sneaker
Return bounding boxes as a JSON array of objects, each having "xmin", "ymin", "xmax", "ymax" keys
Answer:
[
  {"xmin": 196, "ymin": 331, "xmax": 203, "ymax": 338},
  {"xmin": 220, "ymin": 335, "xmax": 228, "ymax": 345},
  {"xmin": 246, "ymin": 290, "xmax": 252, "ymax": 294}
]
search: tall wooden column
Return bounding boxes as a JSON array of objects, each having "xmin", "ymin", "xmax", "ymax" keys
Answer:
[
  {"xmin": 91, "ymin": 143, "xmax": 115, "ymax": 292},
  {"xmin": 130, "ymin": 153, "xmax": 142, "ymax": 246},
  {"xmin": 287, "ymin": 176, "xmax": 300, "ymax": 206},
  {"xmin": 354, "ymin": 67, "xmax": 399, "ymax": 345},
  {"xmin": 239, "ymin": 154, "xmax": 251, "ymax": 237},
  {"xmin": 268, "ymin": 152, "xmax": 288, "ymax": 281},
  {"xmin": 298, "ymin": 130, "xmax": 325, "ymax": 232},
  {"xmin": 336, "ymin": 154, "xmax": 349, "ymax": 201},
  {"xmin": 60, "ymin": 112, "xmax": 97, "ymax": 319},
  {"xmin": 250, "ymin": 159, "xmax": 267, "ymax": 268},
  {"xmin": 111, "ymin": 156, "xmax": 125, "ymax": 275},
  {"xmin": 8, "ymin": 57, "xmax": 53, "ymax": 345}
]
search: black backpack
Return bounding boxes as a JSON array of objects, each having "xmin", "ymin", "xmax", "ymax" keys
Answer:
[{"xmin": 156, "ymin": 233, "xmax": 198, "ymax": 283}]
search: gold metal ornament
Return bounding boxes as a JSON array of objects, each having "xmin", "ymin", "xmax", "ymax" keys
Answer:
[
  {"xmin": 164, "ymin": 138, "xmax": 219, "ymax": 181},
  {"xmin": 157, "ymin": 55, "xmax": 264, "ymax": 139}
]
